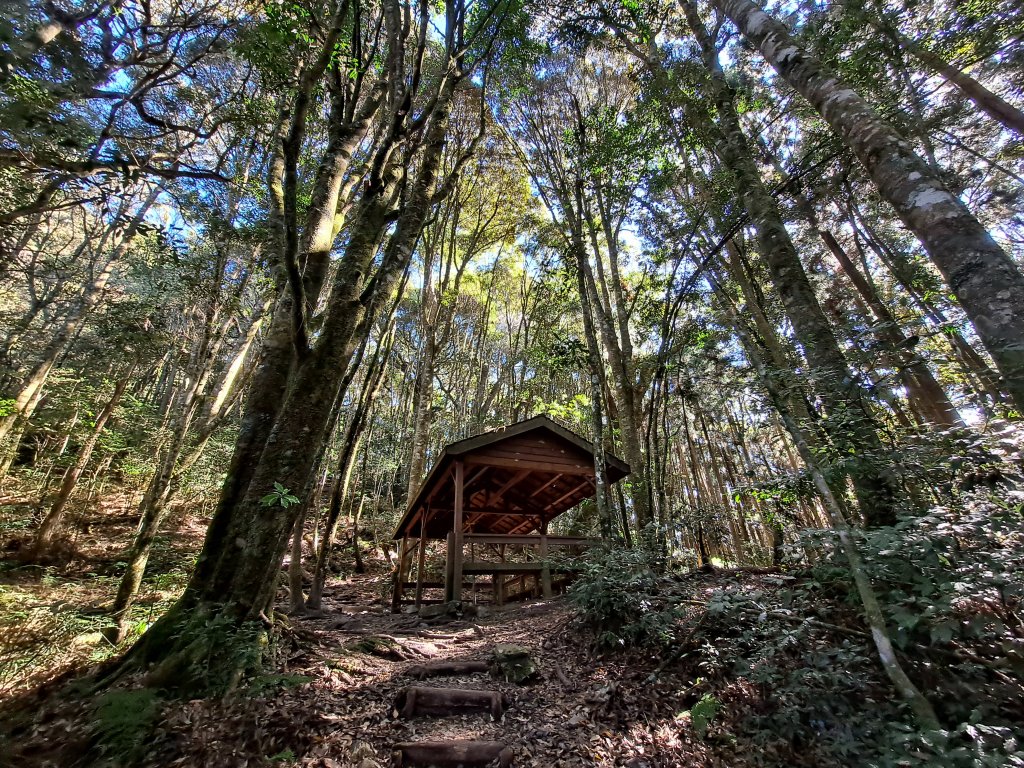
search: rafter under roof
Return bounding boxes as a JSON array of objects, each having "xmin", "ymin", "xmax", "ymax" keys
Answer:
[{"xmin": 393, "ymin": 414, "xmax": 630, "ymax": 540}]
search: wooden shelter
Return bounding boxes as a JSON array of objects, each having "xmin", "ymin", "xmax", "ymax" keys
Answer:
[{"xmin": 391, "ymin": 415, "xmax": 630, "ymax": 610}]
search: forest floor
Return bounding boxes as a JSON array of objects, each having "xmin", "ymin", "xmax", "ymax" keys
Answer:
[
  {"xmin": 141, "ymin": 581, "xmax": 718, "ymax": 767},
  {"xmin": 2, "ymin": 490, "xmax": 725, "ymax": 767},
  {"xmin": 0, "ymin": 488, "xmax": 208, "ymax": 700},
  {"xmin": 1, "ymin": 560, "xmax": 735, "ymax": 767},
  {"xmin": 2, "ymin": 488, "xmax": 997, "ymax": 767}
]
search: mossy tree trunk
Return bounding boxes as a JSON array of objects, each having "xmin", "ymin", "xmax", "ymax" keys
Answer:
[
  {"xmin": 110, "ymin": 0, "xmax": 489, "ymax": 691},
  {"xmin": 712, "ymin": 0, "xmax": 1024, "ymax": 412},
  {"xmin": 682, "ymin": 0, "xmax": 900, "ymax": 526}
]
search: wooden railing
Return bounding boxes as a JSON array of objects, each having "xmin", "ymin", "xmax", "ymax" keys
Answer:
[
  {"xmin": 444, "ymin": 533, "xmax": 596, "ymax": 603},
  {"xmin": 462, "ymin": 534, "xmax": 594, "ymax": 547}
]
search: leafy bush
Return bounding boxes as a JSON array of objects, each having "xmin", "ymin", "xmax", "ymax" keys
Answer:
[
  {"xmin": 689, "ymin": 693, "xmax": 721, "ymax": 739},
  {"xmin": 91, "ymin": 688, "xmax": 162, "ymax": 766},
  {"xmin": 792, "ymin": 451, "xmax": 1024, "ymax": 765},
  {"xmin": 567, "ymin": 543, "xmax": 680, "ymax": 649},
  {"xmin": 567, "ymin": 458, "xmax": 1024, "ymax": 766}
]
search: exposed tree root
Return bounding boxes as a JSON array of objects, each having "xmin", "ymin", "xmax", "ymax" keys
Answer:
[{"xmin": 93, "ymin": 602, "xmax": 272, "ymax": 697}]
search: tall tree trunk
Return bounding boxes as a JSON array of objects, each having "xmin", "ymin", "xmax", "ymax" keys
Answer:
[
  {"xmin": 186, "ymin": 79, "xmax": 383, "ymax": 600},
  {"xmin": 351, "ymin": 429, "xmax": 375, "ymax": 575},
  {"xmin": 722, "ymin": 241, "xmax": 822, "ymax": 437},
  {"xmin": 32, "ymin": 365, "xmax": 134, "ymax": 555},
  {"xmin": 679, "ymin": 395, "xmax": 719, "ymax": 562},
  {"xmin": 695, "ymin": 396, "xmax": 746, "ymax": 563},
  {"xmin": 828, "ymin": 236, "xmax": 960, "ymax": 428},
  {"xmin": 682, "ymin": 0, "xmax": 900, "ymax": 526},
  {"xmin": 307, "ymin": 328, "xmax": 393, "ymax": 610},
  {"xmin": 115, "ymin": 78, "xmax": 464, "ymax": 691},
  {"xmin": 109, "ymin": 304, "xmax": 259, "ymax": 636},
  {"xmin": 104, "ymin": 0, "xmax": 500, "ymax": 692},
  {"xmin": 861, "ymin": 11, "xmax": 1024, "ymax": 135},
  {"xmin": 847, "ymin": 206, "xmax": 1008, "ymax": 407},
  {"xmin": 705, "ymin": 274, "xmax": 938, "ymax": 720},
  {"xmin": 712, "ymin": 0, "xmax": 1024, "ymax": 411},
  {"xmin": 573, "ymin": 231, "xmax": 614, "ymax": 540},
  {"xmin": 0, "ymin": 190, "xmax": 157, "ymax": 475},
  {"xmin": 758, "ymin": 143, "xmax": 963, "ymax": 428},
  {"xmin": 287, "ymin": 511, "xmax": 307, "ymax": 613},
  {"xmin": 406, "ymin": 336, "xmax": 436, "ymax": 499},
  {"xmin": 581, "ymin": 196, "xmax": 653, "ymax": 531}
]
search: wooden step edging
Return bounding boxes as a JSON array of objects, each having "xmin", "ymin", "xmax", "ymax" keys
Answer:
[
  {"xmin": 394, "ymin": 685, "xmax": 506, "ymax": 720},
  {"xmin": 405, "ymin": 660, "xmax": 491, "ymax": 679},
  {"xmin": 393, "ymin": 740, "xmax": 512, "ymax": 767}
]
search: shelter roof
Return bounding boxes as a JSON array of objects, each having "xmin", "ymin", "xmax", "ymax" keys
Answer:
[{"xmin": 393, "ymin": 415, "xmax": 630, "ymax": 540}]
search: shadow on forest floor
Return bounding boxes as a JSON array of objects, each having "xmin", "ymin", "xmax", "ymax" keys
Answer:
[
  {"xmin": 4, "ymin": 485, "xmax": 1021, "ymax": 767},
  {"xmin": 0, "ymin": 488, "xmax": 209, "ymax": 700},
  {"xmin": 1, "ymin": 559, "xmax": 913, "ymax": 768}
]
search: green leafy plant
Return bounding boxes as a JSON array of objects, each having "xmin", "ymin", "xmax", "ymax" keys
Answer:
[
  {"xmin": 567, "ymin": 544, "xmax": 680, "ymax": 649},
  {"xmin": 260, "ymin": 482, "xmax": 300, "ymax": 509},
  {"xmin": 689, "ymin": 693, "xmax": 721, "ymax": 739},
  {"xmin": 91, "ymin": 688, "xmax": 162, "ymax": 765}
]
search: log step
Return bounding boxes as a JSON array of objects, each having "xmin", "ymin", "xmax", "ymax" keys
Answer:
[
  {"xmin": 405, "ymin": 660, "xmax": 491, "ymax": 680},
  {"xmin": 395, "ymin": 685, "xmax": 506, "ymax": 720},
  {"xmin": 393, "ymin": 740, "xmax": 512, "ymax": 767}
]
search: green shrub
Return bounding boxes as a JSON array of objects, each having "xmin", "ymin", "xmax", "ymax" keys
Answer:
[
  {"xmin": 567, "ymin": 544, "xmax": 680, "ymax": 649},
  {"xmin": 809, "ymin": 487, "xmax": 1024, "ymax": 727},
  {"xmin": 689, "ymin": 693, "xmax": 721, "ymax": 739},
  {"xmin": 91, "ymin": 688, "xmax": 161, "ymax": 766}
]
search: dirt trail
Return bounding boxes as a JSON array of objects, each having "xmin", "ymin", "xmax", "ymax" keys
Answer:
[{"xmin": 146, "ymin": 573, "xmax": 702, "ymax": 767}]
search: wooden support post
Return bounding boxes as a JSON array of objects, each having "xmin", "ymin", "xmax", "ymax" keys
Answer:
[
  {"xmin": 392, "ymin": 534, "xmax": 409, "ymax": 613},
  {"xmin": 540, "ymin": 534, "xmax": 552, "ymax": 599},
  {"xmin": 452, "ymin": 459, "xmax": 465, "ymax": 604},
  {"xmin": 415, "ymin": 506, "xmax": 428, "ymax": 607},
  {"xmin": 444, "ymin": 531, "xmax": 456, "ymax": 602},
  {"xmin": 494, "ymin": 543, "xmax": 506, "ymax": 606}
]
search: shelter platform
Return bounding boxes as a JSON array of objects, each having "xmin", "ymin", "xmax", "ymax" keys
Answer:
[{"xmin": 391, "ymin": 415, "xmax": 629, "ymax": 610}]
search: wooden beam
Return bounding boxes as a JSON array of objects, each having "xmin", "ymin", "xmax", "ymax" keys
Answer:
[
  {"xmin": 464, "ymin": 468, "xmax": 531, "ymax": 530},
  {"xmin": 392, "ymin": 534, "xmax": 409, "ymax": 613},
  {"xmin": 463, "ymin": 534, "xmax": 594, "ymax": 547},
  {"xmin": 463, "ymin": 465, "xmax": 490, "ymax": 492},
  {"xmin": 506, "ymin": 516, "xmax": 544, "ymax": 535},
  {"xmin": 425, "ymin": 466, "xmax": 455, "ymax": 504},
  {"xmin": 464, "ymin": 455, "xmax": 594, "ymax": 474},
  {"xmin": 451, "ymin": 460, "xmax": 465, "ymax": 603},
  {"xmin": 461, "ymin": 508, "xmax": 530, "ymax": 516},
  {"xmin": 544, "ymin": 478, "xmax": 592, "ymax": 511},
  {"xmin": 500, "ymin": 479, "xmax": 564, "ymax": 516},
  {"xmin": 529, "ymin": 473, "xmax": 563, "ymax": 498},
  {"xmin": 488, "ymin": 469, "xmax": 532, "ymax": 506},
  {"xmin": 462, "ymin": 561, "xmax": 578, "ymax": 574},
  {"xmin": 536, "ymin": 524, "xmax": 552, "ymax": 602},
  {"xmin": 443, "ymin": 531, "xmax": 456, "ymax": 601},
  {"xmin": 400, "ymin": 502, "xmax": 431, "ymax": 538},
  {"xmin": 415, "ymin": 469, "xmax": 461, "ymax": 535},
  {"xmin": 414, "ymin": 505, "xmax": 429, "ymax": 607}
]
